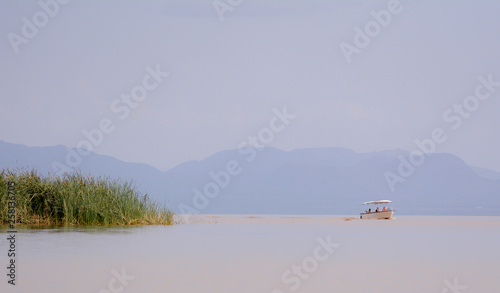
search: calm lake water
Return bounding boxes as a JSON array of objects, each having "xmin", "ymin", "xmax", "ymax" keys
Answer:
[{"xmin": 1, "ymin": 215, "xmax": 499, "ymax": 293}]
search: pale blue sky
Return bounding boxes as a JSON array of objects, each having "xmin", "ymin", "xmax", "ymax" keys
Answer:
[{"xmin": 1, "ymin": 0, "xmax": 500, "ymax": 171}]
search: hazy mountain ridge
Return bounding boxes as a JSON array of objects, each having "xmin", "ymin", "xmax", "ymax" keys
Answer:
[
  {"xmin": 0, "ymin": 140, "xmax": 498, "ymax": 215},
  {"xmin": 472, "ymin": 167, "xmax": 500, "ymax": 180}
]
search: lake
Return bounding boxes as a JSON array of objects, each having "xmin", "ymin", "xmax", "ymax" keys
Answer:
[{"xmin": 1, "ymin": 215, "xmax": 499, "ymax": 293}]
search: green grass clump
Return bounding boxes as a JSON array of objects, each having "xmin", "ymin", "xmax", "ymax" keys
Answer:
[{"xmin": 0, "ymin": 168, "xmax": 174, "ymax": 225}]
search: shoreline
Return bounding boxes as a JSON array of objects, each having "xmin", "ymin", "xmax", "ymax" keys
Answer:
[{"xmin": 175, "ymin": 214, "xmax": 500, "ymax": 226}]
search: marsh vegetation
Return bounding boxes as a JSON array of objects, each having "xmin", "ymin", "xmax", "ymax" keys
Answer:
[{"xmin": 0, "ymin": 169, "xmax": 173, "ymax": 225}]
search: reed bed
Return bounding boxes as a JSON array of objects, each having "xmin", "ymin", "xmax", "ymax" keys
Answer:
[{"xmin": 0, "ymin": 169, "xmax": 173, "ymax": 225}]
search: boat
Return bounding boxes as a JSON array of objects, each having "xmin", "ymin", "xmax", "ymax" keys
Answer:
[{"xmin": 359, "ymin": 200, "xmax": 395, "ymax": 219}]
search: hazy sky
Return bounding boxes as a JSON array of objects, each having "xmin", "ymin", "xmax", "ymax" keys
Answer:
[{"xmin": 1, "ymin": 0, "xmax": 499, "ymax": 172}]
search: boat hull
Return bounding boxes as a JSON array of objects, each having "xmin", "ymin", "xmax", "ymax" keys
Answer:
[{"xmin": 360, "ymin": 210, "xmax": 395, "ymax": 219}]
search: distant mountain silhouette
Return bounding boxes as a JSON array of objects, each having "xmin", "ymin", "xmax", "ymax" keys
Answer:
[{"xmin": 1, "ymin": 140, "xmax": 498, "ymax": 215}]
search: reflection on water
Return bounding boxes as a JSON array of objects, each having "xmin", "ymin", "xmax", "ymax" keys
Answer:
[
  {"xmin": 1, "ymin": 224, "xmax": 148, "ymax": 234},
  {"xmin": 0, "ymin": 216, "xmax": 499, "ymax": 293}
]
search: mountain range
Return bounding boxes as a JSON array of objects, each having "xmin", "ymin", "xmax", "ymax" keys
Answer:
[{"xmin": 1, "ymin": 140, "xmax": 499, "ymax": 215}]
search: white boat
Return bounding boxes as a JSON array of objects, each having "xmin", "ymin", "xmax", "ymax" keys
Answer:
[{"xmin": 360, "ymin": 200, "xmax": 395, "ymax": 219}]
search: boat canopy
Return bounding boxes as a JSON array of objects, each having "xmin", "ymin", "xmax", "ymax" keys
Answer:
[{"xmin": 362, "ymin": 200, "xmax": 392, "ymax": 205}]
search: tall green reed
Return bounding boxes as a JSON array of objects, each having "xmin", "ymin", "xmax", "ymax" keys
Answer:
[{"xmin": 0, "ymin": 168, "xmax": 173, "ymax": 225}]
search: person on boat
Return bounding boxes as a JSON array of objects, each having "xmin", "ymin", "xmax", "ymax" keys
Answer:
[
  {"xmin": 375, "ymin": 207, "xmax": 379, "ymax": 212},
  {"xmin": 368, "ymin": 208, "xmax": 371, "ymax": 213},
  {"xmin": 383, "ymin": 206, "xmax": 387, "ymax": 212}
]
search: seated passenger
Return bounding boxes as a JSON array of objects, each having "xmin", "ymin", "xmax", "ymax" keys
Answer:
[{"xmin": 383, "ymin": 206, "xmax": 387, "ymax": 212}]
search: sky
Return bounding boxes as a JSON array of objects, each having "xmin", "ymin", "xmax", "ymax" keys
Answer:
[{"xmin": 1, "ymin": 0, "xmax": 500, "ymax": 172}]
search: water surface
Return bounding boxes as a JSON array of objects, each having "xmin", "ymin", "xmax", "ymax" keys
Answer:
[{"xmin": 1, "ymin": 215, "xmax": 499, "ymax": 293}]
